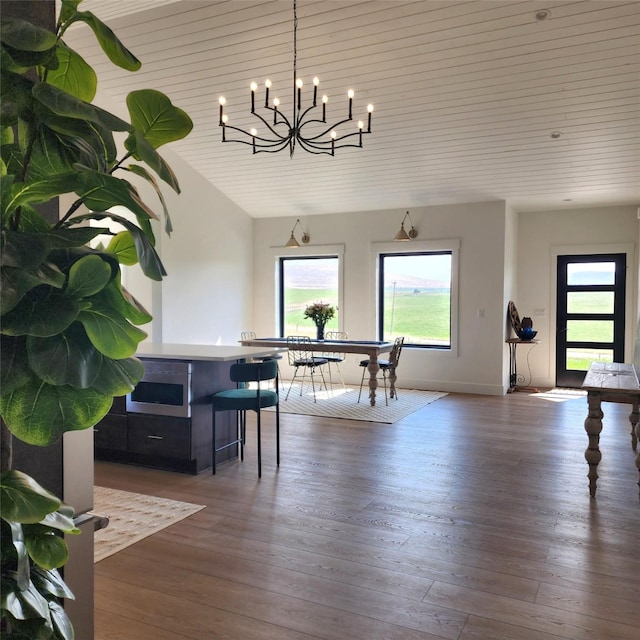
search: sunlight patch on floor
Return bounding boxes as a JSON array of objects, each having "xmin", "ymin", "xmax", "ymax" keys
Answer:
[{"xmin": 531, "ymin": 388, "xmax": 587, "ymax": 403}]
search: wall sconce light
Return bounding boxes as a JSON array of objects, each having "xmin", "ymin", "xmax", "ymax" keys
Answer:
[
  {"xmin": 393, "ymin": 211, "xmax": 418, "ymax": 241},
  {"xmin": 284, "ymin": 218, "xmax": 310, "ymax": 248}
]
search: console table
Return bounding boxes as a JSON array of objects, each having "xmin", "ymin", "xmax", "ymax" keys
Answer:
[
  {"xmin": 505, "ymin": 338, "xmax": 540, "ymax": 392},
  {"xmin": 582, "ymin": 362, "xmax": 640, "ymax": 497}
]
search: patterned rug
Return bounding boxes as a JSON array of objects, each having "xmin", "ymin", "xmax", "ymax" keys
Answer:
[
  {"xmin": 92, "ymin": 487, "xmax": 205, "ymax": 562},
  {"xmin": 273, "ymin": 383, "xmax": 447, "ymax": 423}
]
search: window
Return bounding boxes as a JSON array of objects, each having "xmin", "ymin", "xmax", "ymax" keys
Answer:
[
  {"xmin": 279, "ymin": 256, "xmax": 339, "ymax": 337},
  {"xmin": 378, "ymin": 251, "xmax": 452, "ymax": 348}
]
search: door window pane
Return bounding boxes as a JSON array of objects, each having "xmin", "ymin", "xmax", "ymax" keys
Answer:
[
  {"xmin": 567, "ymin": 262, "xmax": 616, "ymax": 286},
  {"xmin": 567, "ymin": 291, "xmax": 614, "ymax": 314},
  {"xmin": 566, "ymin": 320, "xmax": 614, "ymax": 343},
  {"xmin": 280, "ymin": 257, "xmax": 339, "ymax": 337},
  {"xmin": 379, "ymin": 252, "xmax": 452, "ymax": 347},
  {"xmin": 566, "ymin": 348, "xmax": 613, "ymax": 371}
]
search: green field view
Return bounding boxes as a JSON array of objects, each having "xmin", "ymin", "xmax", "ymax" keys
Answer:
[
  {"xmin": 283, "ymin": 288, "xmax": 451, "ymax": 344},
  {"xmin": 565, "ymin": 292, "xmax": 616, "ymax": 370}
]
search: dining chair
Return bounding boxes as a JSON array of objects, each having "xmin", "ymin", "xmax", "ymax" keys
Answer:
[
  {"xmin": 357, "ymin": 336, "xmax": 404, "ymax": 405},
  {"xmin": 285, "ymin": 336, "xmax": 328, "ymax": 403},
  {"xmin": 241, "ymin": 331, "xmax": 283, "ymax": 391},
  {"xmin": 211, "ymin": 359, "xmax": 279, "ymax": 478},
  {"xmin": 323, "ymin": 330, "xmax": 347, "ymax": 391}
]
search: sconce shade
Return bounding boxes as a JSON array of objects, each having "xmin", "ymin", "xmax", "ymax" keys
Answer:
[
  {"xmin": 394, "ymin": 224, "xmax": 411, "ymax": 242},
  {"xmin": 284, "ymin": 218, "xmax": 309, "ymax": 247},
  {"xmin": 393, "ymin": 211, "xmax": 417, "ymax": 241},
  {"xmin": 285, "ymin": 232, "xmax": 300, "ymax": 248}
]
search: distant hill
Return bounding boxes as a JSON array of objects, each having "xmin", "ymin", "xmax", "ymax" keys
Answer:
[{"xmin": 285, "ymin": 261, "xmax": 449, "ymax": 290}]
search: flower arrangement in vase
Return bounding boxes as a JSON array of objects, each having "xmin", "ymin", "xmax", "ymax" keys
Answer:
[{"xmin": 303, "ymin": 302, "xmax": 336, "ymax": 340}]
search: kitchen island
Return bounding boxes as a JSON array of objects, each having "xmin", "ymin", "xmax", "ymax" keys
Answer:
[{"xmin": 94, "ymin": 343, "xmax": 287, "ymax": 473}]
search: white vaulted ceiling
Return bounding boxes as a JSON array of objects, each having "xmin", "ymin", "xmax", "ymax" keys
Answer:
[{"xmin": 64, "ymin": 0, "xmax": 640, "ymax": 218}]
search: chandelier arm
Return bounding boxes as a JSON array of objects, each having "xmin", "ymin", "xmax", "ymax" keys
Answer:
[
  {"xmin": 249, "ymin": 109, "xmax": 293, "ymax": 139},
  {"xmin": 298, "ymin": 118, "xmax": 355, "ymax": 142}
]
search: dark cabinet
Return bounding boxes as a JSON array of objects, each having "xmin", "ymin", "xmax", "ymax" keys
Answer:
[{"xmin": 94, "ymin": 358, "xmax": 237, "ymax": 474}]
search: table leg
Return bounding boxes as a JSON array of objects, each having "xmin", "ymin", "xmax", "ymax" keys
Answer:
[
  {"xmin": 636, "ymin": 416, "xmax": 640, "ymax": 497},
  {"xmin": 388, "ymin": 366, "xmax": 397, "ymax": 399},
  {"xmin": 584, "ymin": 391, "xmax": 604, "ymax": 498},
  {"xmin": 367, "ymin": 357, "xmax": 380, "ymax": 407},
  {"xmin": 629, "ymin": 401, "xmax": 639, "ymax": 451}
]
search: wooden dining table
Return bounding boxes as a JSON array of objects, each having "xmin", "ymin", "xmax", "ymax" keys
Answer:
[
  {"xmin": 239, "ymin": 338, "xmax": 395, "ymax": 406},
  {"xmin": 582, "ymin": 361, "xmax": 640, "ymax": 497}
]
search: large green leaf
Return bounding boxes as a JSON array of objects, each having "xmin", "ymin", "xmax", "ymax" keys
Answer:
[
  {"xmin": 66, "ymin": 254, "xmax": 111, "ymax": 297},
  {"xmin": 69, "ymin": 211, "xmax": 166, "ymax": 281},
  {"xmin": 1, "ymin": 288, "xmax": 81, "ymax": 337},
  {"xmin": 0, "ymin": 335, "xmax": 31, "ymax": 397},
  {"xmin": 3, "ymin": 579, "xmax": 52, "ymax": 623},
  {"xmin": 38, "ymin": 509, "xmax": 78, "ymax": 535},
  {"xmin": 125, "ymin": 132, "xmax": 180, "ymax": 194},
  {"xmin": 1, "ymin": 229, "xmax": 49, "ymax": 268},
  {"xmin": 125, "ymin": 165, "xmax": 173, "ymax": 233},
  {"xmin": 3, "ymin": 173, "xmax": 78, "ymax": 214},
  {"xmin": 0, "ymin": 471, "xmax": 60, "ymax": 524},
  {"xmin": 126, "ymin": 89, "xmax": 193, "ymax": 149},
  {"xmin": 27, "ymin": 323, "xmax": 102, "ymax": 388},
  {"xmin": 4, "ymin": 519, "xmax": 31, "ymax": 591},
  {"xmin": 30, "ymin": 109, "xmax": 117, "ymax": 173},
  {"xmin": 31, "ymin": 566, "xmax": 74, "ymax": 600},
  {"xmin": 1, "ymin": 262, "xmax": 66, "ymax": 315},
  {"xmin": 46, "ymin": 41, "xmax": 96, "ymax": 102},
  {"xmin": 59, "ymin": 0, "xmax": 82, "ymax": 24},
  {"xmin": 105, "ymin": 230, "xmax": 138, "ymax": 265},
  {"xmin": 74, "ymin": 169, "xmax": 157, "ymax": 222},
  {"xmin": 68, "ymin": 12, "xmax": 141, "ymax": 71},
  {"xmin": 0, "ymin": 379, "xmax": 112, "ymax": 445},
  {"xmin": 0, "ymin": 18, "xmax": 58, "ymax": 53},
  {"xmin": 91, "ymin": 356, "xmax": 144, "ymax": 395},
  {"xmin": 25, "ymin": 532, "xmax": 68, "ymax": 570},
  {"xmin": 2, "ymin": 42, "xmax": 57, "ymax": 71},
  {"xmin": 50, "ymin": 598, "xmax": 74, "ymax": 640},
  {"xmin": 32, "ymin": 82, "xmax": 131, "ymax": 133},
  {"xmin": 78, "ymin": 298, "xmax": 147, "ymax": 359},
  {"xmin": 96, "ymin": 276, "xmax": 152, "ymax": 326}
]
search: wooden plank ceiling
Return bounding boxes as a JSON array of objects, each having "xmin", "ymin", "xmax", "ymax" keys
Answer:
[{"xmin": 66, "ymin": 0, "xmax": 640, "ymax": 218}]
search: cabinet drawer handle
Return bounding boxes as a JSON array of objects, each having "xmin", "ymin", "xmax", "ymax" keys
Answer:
[
  {"xmin": 147, "ymin": 435, "xmax": 164, "ymax": 441},
  {"xmin": 93, "ymin": 428, "xmax": 99, "ymax": 433}
]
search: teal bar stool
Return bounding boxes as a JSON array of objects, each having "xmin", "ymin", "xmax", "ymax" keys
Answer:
[{"xmin": 211, "ymin": 359, "xmax": 279, "ymax": 478}]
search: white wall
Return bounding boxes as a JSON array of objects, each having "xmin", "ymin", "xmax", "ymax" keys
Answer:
[
  {"xmin": 253, "ymin": 201, "xmax": 511, "ymax": 395},
  {"xmin": 121, "ymin": 148, "xmax": 255, "ymax": 346},
  {"xmin": 516, "ymin": 205, "xmax": 639, "ymax": 388}
]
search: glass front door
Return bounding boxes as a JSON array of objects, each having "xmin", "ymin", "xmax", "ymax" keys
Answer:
[{"xmin": 555, "ymin": 254, "xmax": 626, "ymax": 387}]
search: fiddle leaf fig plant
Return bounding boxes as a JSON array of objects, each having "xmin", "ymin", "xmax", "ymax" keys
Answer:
[{"xmin": 1, "ymin": 0, "xmax": 193, "ymax": 637}]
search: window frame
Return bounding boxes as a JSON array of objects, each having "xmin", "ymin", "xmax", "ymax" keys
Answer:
[
  {"xmin": 371, "ymin": 239, "xmax": 460, "ymax": 354},
  {"xmin": 275, "ymin": 244, "xmax": 344, "ymax": 338}
]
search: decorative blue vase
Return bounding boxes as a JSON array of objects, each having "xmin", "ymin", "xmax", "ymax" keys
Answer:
[{"xmin": 316, "ymin": 325, "xmax": 325, "ymax": 341}]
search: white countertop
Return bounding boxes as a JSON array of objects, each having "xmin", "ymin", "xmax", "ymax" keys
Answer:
[{"xmin": 136, "ymin": 342, "xmax": 287, "ymax": 362}]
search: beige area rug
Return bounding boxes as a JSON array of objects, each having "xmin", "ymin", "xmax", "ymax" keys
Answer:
[
  {"xmin": 272, "ymin": 383, "xmax": 447, "ymax": 423},
  {"xmin": 92, "ymin": 487, "xmax": 205, "ymax": 563}
]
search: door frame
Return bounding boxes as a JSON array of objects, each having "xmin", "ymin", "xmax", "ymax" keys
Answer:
[{"xmin": 550, "ymin": 243, "xmax": 636, "ymax": 385}]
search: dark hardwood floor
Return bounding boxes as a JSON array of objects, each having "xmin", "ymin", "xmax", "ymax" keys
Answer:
[{"xmin": 94, "ymin": 390, "xmax": 640, "ymax": 640}]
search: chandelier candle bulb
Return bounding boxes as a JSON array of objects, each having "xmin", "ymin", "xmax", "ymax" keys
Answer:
[
  {"xmin": 296, "ymin": 78, "xmax": 303, "ymax": 110},
  {"xmin": 264, "ymin": 79, "xmax": 271, "ymax": 106},
  {"xmin": 218, "ymin": 96, "xmax": 225, "ymax": 125},
  {"xmin": 313, "ymin": 77, "xmax": 319, "ymax": 105},
  {"xmin": 348, "ymin": 89, "xmax": 354, "ymax": 119},
  {"xmin": 322, "ymin": 95, "xmax": 328, "ymax": 121},
  {"xmin": 250, "ymin": 82, "xmax": 258, "ymax": 112},
  {"xmin": 367, "ymin": 104, "xmax": 373, "ymax": 131}
]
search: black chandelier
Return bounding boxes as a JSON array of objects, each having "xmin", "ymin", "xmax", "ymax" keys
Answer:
[{"xmin": 218, "ymin": 0, "xmax": 374, "ymax": 157}]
